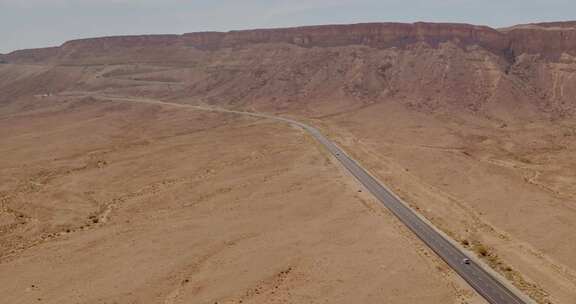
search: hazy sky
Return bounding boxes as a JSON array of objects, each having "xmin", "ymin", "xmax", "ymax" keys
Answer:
[{"xmin": 1, "ymin": 0, "xmax": 574, "ymax": 53}]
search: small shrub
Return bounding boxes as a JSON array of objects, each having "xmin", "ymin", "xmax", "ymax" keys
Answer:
[{"xmin": 475, "ymin": 244, "xmax": 489, "ymax": 257}]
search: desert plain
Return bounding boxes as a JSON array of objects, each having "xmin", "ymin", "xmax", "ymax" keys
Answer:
[{"xmin": 1, "ymin": 21, "xmax": 576, "ymax": 304}]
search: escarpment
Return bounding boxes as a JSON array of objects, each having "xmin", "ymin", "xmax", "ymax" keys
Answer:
[
  {"xmin": 181, "ymin": 22, "xmax": 509, "ymax": 52},
  {"xmin": 506, "ymin": 27, "xmax": 576, "ymax": 58},
  {"xmin": 2, "ymin": 21, "xmax": 576, "ymax": 118},
  {"xmin": 4, "ymin": 21, "xmax": 576, "ymax": 64}
]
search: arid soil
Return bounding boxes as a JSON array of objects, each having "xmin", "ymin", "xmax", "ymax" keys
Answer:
[
  {"xmin": 314, "ymin": 102, "xmax": 576, "ymax": 304},
  {"xmin": 0, "ymin": 97, "xmax": 481, "ymax": 303},
  {"xmin": 2, "ymin": 21, "xmax": 576, "ymax": 304}
]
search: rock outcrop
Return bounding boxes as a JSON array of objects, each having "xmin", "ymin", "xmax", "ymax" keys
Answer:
[
  {"xmin": 502, "ymin": 22, "xmax": 576, "ymax": 58},
  {"xmin": 2, "ymin": 47, "xmax": 60, "ymax": 64},
  {"xmin": 0, "ymin": 22, "xmax": 511, "ymax": 63},
  {"xmin": 181, "ymin": 22, "xmax": 508, "ymax": 52},
  {"xmin": 61, "ymin": 35, "xmax": 182, "ymax": 51}
]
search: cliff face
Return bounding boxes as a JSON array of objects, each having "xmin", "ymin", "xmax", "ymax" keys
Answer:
[
  {"xmin": 61, "ymin": 35, "xmax": 182, "ymax": 51},
  {"xmin": 3, "ymin": 22, "xmax": 576, "ymax": 63},
  {"xmin": 525, "ymin": 21, "xmax": 576, "ymax": 29},
  {"xmin": 182, "ymin": 22, "xmax": 508, "ymax": 52},
  {"xmin": 2, "ymin": 47, "xmax": 61, "ymax": 64},
  {"xmin": 507, "ymin": 26, "xmax": 576, "ymax": 58},
  {"xmin": 2, "ymin": 22, "xmax": 511, "ymax": 63}
]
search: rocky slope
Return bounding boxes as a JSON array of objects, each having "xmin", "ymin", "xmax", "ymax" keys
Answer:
[{"xmin": 1, "ymin": 21, "xmax": 575, "ymax": 118}]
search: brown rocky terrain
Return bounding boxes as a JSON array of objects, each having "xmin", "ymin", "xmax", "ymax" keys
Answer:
[
  {"xmin": 1, "ymin": 21, "xmax": 576, "ymax": 303},
  {"xmin": 0, "ymin": 95, "xmax": 482, "ymax": 304}
]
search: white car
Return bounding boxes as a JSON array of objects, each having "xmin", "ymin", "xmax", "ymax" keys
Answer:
[{"xmin": 463, "ymin": 258, "xmax": 471, "ymax": 265}]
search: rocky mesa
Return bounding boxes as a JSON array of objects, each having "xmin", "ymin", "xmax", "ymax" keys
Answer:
[
  {"xmin": 2, "ymin": 21, "xmax": 576, "ymax": 63},
  {"xmin": 2, "ymin": 21, "xmax": 576, "ymax": 118}
]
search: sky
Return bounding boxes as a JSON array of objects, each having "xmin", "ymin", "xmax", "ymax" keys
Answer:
[{"xmin": 0, "ymin": 0, "xmax": 574, "ymax": 53}]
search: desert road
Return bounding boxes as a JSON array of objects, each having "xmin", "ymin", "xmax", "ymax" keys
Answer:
[{"xmin": 67, "ymin": 94, "xmax": 531, "ymax": 304}]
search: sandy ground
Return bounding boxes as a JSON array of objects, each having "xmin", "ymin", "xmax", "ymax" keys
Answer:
[
  {"xmin": 3, "ymin": 48, "xmax": 575, "ymax": 303},
  {"xmin": 0, "ymin": 97, "xmax": 483, "ymax": 304},
  {"xmin": 313, "ymin": 101, "xmax": 576, "ymax": 304}
]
